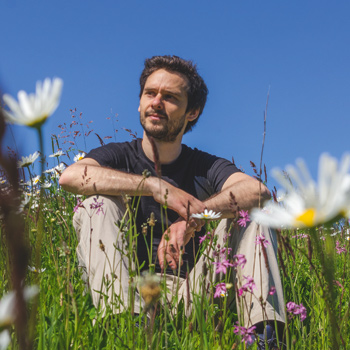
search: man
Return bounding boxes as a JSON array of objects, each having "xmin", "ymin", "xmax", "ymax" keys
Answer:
[{"xmin": 60, "ymin": 55, "xmax": 285, "ymax": 348}]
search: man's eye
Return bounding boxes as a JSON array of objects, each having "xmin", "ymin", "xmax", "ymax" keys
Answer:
[{"xmin": 145, "ymin": 91, "xmax": 155, "ymax": 96}]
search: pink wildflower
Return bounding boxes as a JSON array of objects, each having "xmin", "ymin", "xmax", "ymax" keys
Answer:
[
  {"xmin": 269, "ymin": 286, "xmax": 276, "ymax": 295},
  {"xmin": 255, "ymin": 233, "xmax": 270, "ymax": 248},
  {"xmin": 214, "ymin": 283, "xmax": 227, "ymax": 298},
  {"xmin": 213, "ymin": 259, "xmax": 234, "ymax": 275},
  {"xmin": 237, "ymin": 210, "xmax": 251, "ymax": 227},
  {"xmin": 199, "ymin": 231, "xmax": 213, "ymax": 244},
  {"xmin": 238, "ymin": 275, "xmax": 256, "ymax": 296},
  {"xmin": 219, "ymin": 247, "xmax": 232, "ymax": 258},
  {"xmin": 291, "ymin": 233, "xmax": 308, "ymax": 239},
  {"xmin": 233, "ymin": 254, "xmax": 247, "ymax": 269},
  {"xmin": 336, "ymin": 241, "xmax": 347, "ymax": 254},
  {"xmin": 90, "ymin": 197, "xmax": 105, "ymax": 215},
  {"xmin": 233, "ymin": 323, "xmax": 256, "ymax": 345},
  {"xmin": 73, "ymin": 198, "xmax": 85, "ymax": 213},
  {"xmin": 286, "ymin": 301, "xmax": 307, "ymax": 322}
]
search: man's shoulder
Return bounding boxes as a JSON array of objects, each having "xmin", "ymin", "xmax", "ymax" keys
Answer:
[
  {"xmin": 91, "ymin": 138, "xmax": 141, "ymax": 153},
  {"xmin": 181, "ymin": 143, "xmax": 220, "ymax": 160}
]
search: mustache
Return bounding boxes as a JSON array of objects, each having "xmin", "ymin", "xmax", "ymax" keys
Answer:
[{"xmin": 145, "ymin": 110, "xmax": 168, "ymax": 118}]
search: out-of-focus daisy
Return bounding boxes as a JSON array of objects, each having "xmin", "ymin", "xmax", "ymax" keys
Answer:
[
  {"xmin": 49, "ymin": 150, "xmax": 64, "ymax": 158},
  {"xmin": 0, "ymin": 286, "xmax": 39, "ymax": 328},
  {"xmin": 28, "ymin": 266, "xmax": 46, "ymax": 273},
  {"xmin": 17, "ymin": 151, "xmax": 40, "ymax": 168},
  {"xmin": 0, "ymin": 329, "xmax": 11, "ymax": 350},
  {"xmin": 191, "ymin": 209, "xmax": 221, "ymax": 220},
  {"xmin": 2, "ymin": 78, "xmax": 63, "ymax": 128},
  {"xmin": 251, "ymin": 153, "xmax": 350, "ymax": 229},
  {"xmin": 135, "ymin": 271, "xmax": 161, "ymax": 309},
  {"xmin": 53, "ymin": 163, "xmax": 66, "ymax": 178},
  {"xmin": 32, "ymin": 175, "xmax": 41, "ymax": 186},
  {"xmin": 41, "ymin": 182, "xmax": 52, "ymax": 189},
  {"xmin": 74, "ymin": 152, "xmax": 86, "ymax": 162}
]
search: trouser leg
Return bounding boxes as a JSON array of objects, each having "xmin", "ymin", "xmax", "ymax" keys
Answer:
[
  {"xmin": 231, "ymin": 221, "xmax": 285, "ymax": 327},
  {"xmin": 73, "ymin": 195, "xmax": 144, "ymax": 314},
  {"xmin": 177, "ymin": 220, "xmax": 285, "ymax": 327}
]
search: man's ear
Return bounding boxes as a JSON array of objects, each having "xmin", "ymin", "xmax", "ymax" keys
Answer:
[{"xmin": 186, "ymin": 109, "xmax": 200, "ymax": 122}]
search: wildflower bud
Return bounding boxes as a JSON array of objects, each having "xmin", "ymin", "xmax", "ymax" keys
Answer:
[
  {"xmin": 123, "ymin": 195, "xmax": 131, "ymax": 204},
  {"xmin": 142, "ymin": 169, "xmax": 151, "ymax": 178},
  {"xmin": 148, "ymin": 212, "xmax": 156, "ymax": 227},
  {"xmin": 99, "ymin": 239, "xmax": 105, "ymax": 252},
  {"xmin": 164, "ymin": 233, "xmax": 169, "ymax": 242},
  {"xmin": 202, "ymin": 261, "xmax": 208, "ymax": 277},
  {"xmin": 142, "ymin": 224, "xmax": 148, "ymax": 236}
]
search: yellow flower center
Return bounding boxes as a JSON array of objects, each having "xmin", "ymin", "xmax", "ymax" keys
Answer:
[
  {"xmin": 203, "ymin": 214, "xmax": 209, "ymax": 217},
  {"xmin": 295, "ymin": 208, "xmax": 316, "ymax": 227}
]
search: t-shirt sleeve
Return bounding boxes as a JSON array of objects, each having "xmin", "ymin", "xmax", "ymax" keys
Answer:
[
  {"xmin": 85, "ymin": 143, "xmax": 127, "ymax": 170},
  {"xmin": 189, "ymin": 148, "xmax": 241, "ymax": 200},
  {"xmin": 207, "ymin": 157, "xmax": 241, "ymax": 193}
]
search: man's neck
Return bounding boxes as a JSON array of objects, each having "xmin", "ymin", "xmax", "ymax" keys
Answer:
[{"xmin": 142, "ymin": 132, "xmax": 183, "ymax": 164}]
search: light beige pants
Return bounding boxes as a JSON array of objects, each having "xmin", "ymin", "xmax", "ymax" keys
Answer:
[{"xmin": 73, "ymin": 195, "xmax": 285, "ymax": 327}]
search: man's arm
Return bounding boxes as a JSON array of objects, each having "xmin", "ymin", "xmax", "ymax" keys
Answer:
[
  {"xmin": 158, "ymin": 172, "xmax": 271, "ymax": 270},
  {"xmin": 59, "ymin": 158, "xmax": 206, "ymax": 220},
  {"xmin": 204, "ymin": 172, "xmax": 271, "ymax": 217}
]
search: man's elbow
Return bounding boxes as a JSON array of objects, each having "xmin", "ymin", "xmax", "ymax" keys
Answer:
[
  {"xmin": 258, "ymin": 184, "xmax": 271, "ymax": 204},
  {"xmin": 59, "ymin": 168, "xmax": 77, "ymax": 193}
]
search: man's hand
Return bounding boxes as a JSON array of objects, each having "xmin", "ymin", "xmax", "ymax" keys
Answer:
[
  {"xmin": 149, "ymin": 177, "xmax": 206, "ymax": 221},
  {"xmin": 157, "ymin": 218, "xmax": 204, "ymax": 270}
]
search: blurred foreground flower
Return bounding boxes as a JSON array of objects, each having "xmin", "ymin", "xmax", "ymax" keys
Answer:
[
  {"xmin": 136, "ymin": 272, "xmax": 161, "ymax": 309},
  {"xmin": 251, "ymin": 153, "xmax": 350, "ymax": 228},
  {"xmin": 2, "ymin": 78, "xmax": 63, "ymax": 128},
  {"xmin": 49, "ymin": 150, "xmax": 64, "ymax": 158},
  {"xmin": 0, "ymin": 286, "xmax": 39, "ymax": 349},
  {"xmin": 191, "ymin": 209, "xmax": 221, "ymax": 220},
  {"xmin": 17, "ymin": 151, "xmax": 40, "ymax": 168}
]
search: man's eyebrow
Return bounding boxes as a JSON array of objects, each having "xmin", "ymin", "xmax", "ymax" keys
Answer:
[{"xmin": 144, "ymin": 87, "xmax": 183, "ymax": 96}]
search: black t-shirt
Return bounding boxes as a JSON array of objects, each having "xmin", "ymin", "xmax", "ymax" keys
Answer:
[{"xmin": 86, "ymin": 138, "xmax": 240, "ymax": 277}]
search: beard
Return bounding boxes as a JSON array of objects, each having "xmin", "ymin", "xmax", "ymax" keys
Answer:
[{"xmin": 140, "ymin": 110, "xmax": 186, "ymax": 142}]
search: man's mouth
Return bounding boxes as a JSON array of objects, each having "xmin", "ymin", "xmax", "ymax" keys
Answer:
[{"xmin": 146, "ymin": 111, "xmax": 167, "ymax": 120}]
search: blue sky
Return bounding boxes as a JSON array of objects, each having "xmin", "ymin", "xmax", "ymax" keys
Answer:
[{"xmin": 1, "ymin": 0, "xmax": 349, "ymax": 192}]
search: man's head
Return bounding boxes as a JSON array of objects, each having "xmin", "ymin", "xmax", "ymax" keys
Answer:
[{"xmin": 139, "ymin": 55, "xmax": 208, "ymax": 134}]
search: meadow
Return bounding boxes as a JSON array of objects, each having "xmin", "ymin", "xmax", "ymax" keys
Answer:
[{"xmin": 0, "ymin": 82, "xmax": 349, "ymax": 349}]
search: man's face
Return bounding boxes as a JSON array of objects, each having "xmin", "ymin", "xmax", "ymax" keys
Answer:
[{"xmin": 139, "ymin": 69, "xmax": 198, "ymax": 142}]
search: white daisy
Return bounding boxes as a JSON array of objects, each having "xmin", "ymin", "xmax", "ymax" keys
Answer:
[
  {"xmin": 191, "ymin": 209, "xmax": 221, "ymax": 220},
  {"xmin": 251, "ymin": 153, "xmax": 350, "ymax": 229},
  {"xmin": 2, "ymin": 77, "xmax": 63, "ymax": 128},
  {"xmin": 49, "ymin": 150, "xmax": 64, "ymax": 158},
  {"xmin": 74, "ymin": 152, "xmax": 86, "ymax": 162},
  {"xmin": 54, "ymin": 163, "xmax": 66, "ymax": 176},
  {"xmin": 17, "ymin": 151, "xmax": 40, "ymax": 168},
  {"xmin": 28, "ymin": 266, "xmax": 46, "ymax": 273}
]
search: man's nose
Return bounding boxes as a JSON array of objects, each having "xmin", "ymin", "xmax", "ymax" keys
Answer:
[{"xmin": 152, "ymin": 94, "xmax": 163, "ymax": 109}]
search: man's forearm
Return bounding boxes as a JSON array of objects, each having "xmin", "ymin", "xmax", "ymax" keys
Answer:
[
  {"xmin": 203, "ymin": 178, "xmax": 271, "ymax": 218},
  {"xmin": 59, "ymin": 162, "xmax": 153, "ymax": 196}
]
